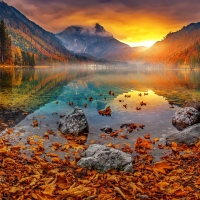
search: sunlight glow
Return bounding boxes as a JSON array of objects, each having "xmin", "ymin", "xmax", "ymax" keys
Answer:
[{"xmin": 123, "ymin": 40, "xmax": 156, "ymax": 47}]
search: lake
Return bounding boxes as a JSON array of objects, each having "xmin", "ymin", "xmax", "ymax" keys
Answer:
[{"xmin": 0, "ymin": 66, "xmax": 200, "ymax": 159}]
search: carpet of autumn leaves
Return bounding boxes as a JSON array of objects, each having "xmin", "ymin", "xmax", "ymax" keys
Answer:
[{"xmin": 1, "ymin": 131, "xmax": 200, "ymax": 199}]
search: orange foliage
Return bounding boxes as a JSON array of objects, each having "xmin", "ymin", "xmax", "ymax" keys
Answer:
[{"xmin": 1, "ymin": 128, "xmax": 200, "ymax": 199}]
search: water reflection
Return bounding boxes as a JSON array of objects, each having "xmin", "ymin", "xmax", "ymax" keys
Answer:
[
  {"xmin": 0, "ymin": 67, "xmax": 200, "ymax": 131},
  {"xmin": 0, "ymin": 66, "xmax": 200, "ymax": 158}
]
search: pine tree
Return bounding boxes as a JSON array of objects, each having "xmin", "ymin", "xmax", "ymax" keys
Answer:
[
  {"xmin": 0, "ymin": 20, "xmax": 12, "ymax": 64},
  {"xmin": 31, "ymin": 54, "xmax": 35, "ymax": 66}
]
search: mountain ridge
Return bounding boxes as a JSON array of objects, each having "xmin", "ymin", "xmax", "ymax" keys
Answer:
[
  {"xmin": 137, "ymin": 22, "xmax": 200, "ymax": 67},
  {"xmin": 56, "ymin": 23, "xmax": 134, "ymax": 61}
]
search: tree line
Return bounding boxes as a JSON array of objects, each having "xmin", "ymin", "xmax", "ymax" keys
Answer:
[{"xmin": 0, "ymin": 20, "xmax": 35, "ymax": 66}]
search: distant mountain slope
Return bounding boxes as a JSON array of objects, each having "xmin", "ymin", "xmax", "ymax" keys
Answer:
[
  {"xmin": 0, "ymin": 1, "xmax": 91, "ymax": 64},
  {"xmin": 104, "ymin": 46, "xmax": 148, "ymax": 62},
  {"xmin": 139, "ymin": 22, "xmax": 200, "ymax": 67},
  {"xmin": 56, "ymin": 23, "xmax": 134, "ymax": 61}
]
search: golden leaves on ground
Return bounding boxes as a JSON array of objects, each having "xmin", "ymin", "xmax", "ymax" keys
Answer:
[
  {"xmin": 1, "ymin": 130, "xmax": 200, "ymax": 199},
  {"xmin": 135, "ymin": 137, "xmax": 152, "ymax": 154}
]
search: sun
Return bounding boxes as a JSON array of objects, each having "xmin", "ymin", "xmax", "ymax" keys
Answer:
[{"xmin": 122, "ymin": 40, "xmax": 156, "ymax": 48}]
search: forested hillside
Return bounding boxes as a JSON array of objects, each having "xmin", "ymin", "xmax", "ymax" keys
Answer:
[
  {"xmin": 138, "ymin": 22, "xmax": 200, "ymax": 68},
  {"xmin": 0, "ymin": 1, "xmax": 92, "ymax": 66}
]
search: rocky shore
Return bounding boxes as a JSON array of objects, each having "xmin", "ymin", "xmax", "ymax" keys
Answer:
[{"xmin": 1, "ymin": 99, "xmax": 200, "ymax": 199}]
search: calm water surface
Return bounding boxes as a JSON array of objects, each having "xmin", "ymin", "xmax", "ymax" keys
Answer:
[{"xmin": 0, "ymin": 66, "xmax": 200, "ymax": 159}]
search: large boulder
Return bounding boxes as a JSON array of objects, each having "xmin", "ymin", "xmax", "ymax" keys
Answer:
[
  {"xmin": 77, "ymin": 144, "xmax": 133, "ymax": 173},
  {"xmin": 166, "ymin": 124, "xmax": 200, "ymax": 146},
  {"xmin": 172, "ymin": 107, "xmax": 200, "ymax": 130},
  {"xmin": 182, "ymin": 98, "xmax": 200, "ymax": 111},
  {"xmin": 58, "ymin": 107, "xmax": 89, "ymax": 135}
]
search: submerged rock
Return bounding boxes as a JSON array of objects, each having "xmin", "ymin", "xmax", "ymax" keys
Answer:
[
  {"xmin": 166, "ymin": 124, "xmax": 200, "ymax": 146},
  {"xmin": 77, "ymin": 144, "xmax": 133, "ymax": 173},
  {"xmin": 58, "ymin": 107, "xmax": 89, "ymax": 135},
  {"xmin": 100, "ymin": 126, "xmax": 113, "ymax": 133},
  {"xmin": 172, "ymin": 107, "xmax": 200, "ymax": 130},
  {"xmin": 182, "ymin": 98, "xmax": 200, "ymax": 111}
]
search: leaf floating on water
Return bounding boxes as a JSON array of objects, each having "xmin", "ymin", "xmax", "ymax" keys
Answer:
[
  {"xmin": 153, "ymin": 138, "xmax": 160, "ymax": 142},
  {"xmin": 69, "ymin": 102, "xmax": 73, "ymax": 106},
  {"xmin": 98, "ymin": 106, "xmax": 111, "ymax": 116},
  {"xmin": 140, "ymin": 101, "xmax": 147, "ymax": 106},
  {"xmin": 136, "ymin": 106, "xmax": 141, "ymax": 110},
  {"xmin": 125, "ymin": 94, "xmax": 131, "ymax": 98},
  {"xmin": 123, "ymin": 104, "xmax": 127, "ymax": 109},
  {"xmin": 144, "ymin": 133, "xmax": 150, "ymax": 139},
  {"xmin": 32, "ymin": 120, "xmax": 38, "ymax": 127},
  {"xmin": 39, "ymin": 116, "xmax": 45, "ymax": 119},
  {"xmin": 139, "ymin": 124, "xmax": 145, "ymax": 129}
]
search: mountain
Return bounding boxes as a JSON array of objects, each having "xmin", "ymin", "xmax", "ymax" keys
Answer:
[
  {"xmin": 138, "ymin": 22, "xmax": 200, "ymax": 67},
  {"xmin": 104, "ymin": 46, "xmax": 148, "ymax": 62},
  {"xmin": 0, "ymin": 1, "xmax": 92, "ymax": 65},
  {"xmin": 56, "ymin": 23, "xmax": 134, "ymax": 61}
]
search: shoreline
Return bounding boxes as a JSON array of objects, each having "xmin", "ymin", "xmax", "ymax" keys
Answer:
[
  {"xmin": 0, "ymin": 65, "xmax": 50, "ymax": 69},
  {"xmin": 0, "ymin": 65, "xmax": 33, "ymax": 69}
]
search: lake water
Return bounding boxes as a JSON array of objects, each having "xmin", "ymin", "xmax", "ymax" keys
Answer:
[{"xmin": 0, "ymin": 66, "xmax": 200, "ymax": 159}]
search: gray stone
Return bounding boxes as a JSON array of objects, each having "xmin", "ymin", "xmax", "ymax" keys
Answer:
[
  {"xmin": 166, "ymin": 123, "xmax": 200, "ymax": 146},
  {"xmin": 182, "ymin": 98, "xmax": 200, "ymax": 111},
  {"xmin": 137, "ymin": 195, "xmax": 149, "ymax": 199},
  {"xmin": 58, "ymin": 107, "xmax": 89, "ymax": 135},
  {"xmin": 100, "ymin": 126, "xmax": 113, "ymax": 133},
  {"xmin": 77, "ymin": 144, "xmax": 133, "ymax": 173},
  {"xmin": 172, "ymin": 107, "xmax": 200, "ymax": 130}
]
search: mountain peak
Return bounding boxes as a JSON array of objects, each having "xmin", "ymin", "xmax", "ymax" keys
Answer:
[
  {"xmin": 95, "ymin": 23, "xmax": 105, "ymax": 33},
  {"xmin": 60, "ymin": 24, "xmax": 112, "ymax": 38}
]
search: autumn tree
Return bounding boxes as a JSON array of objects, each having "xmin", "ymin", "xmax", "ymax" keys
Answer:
[{"xmin": 14, "ymin": 47, "xmax": 22, "ymax": 65}]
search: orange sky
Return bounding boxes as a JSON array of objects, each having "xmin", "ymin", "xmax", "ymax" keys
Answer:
[{"xmin": 6, "ymin": 0, "xmax": 200, "ymax": 47}]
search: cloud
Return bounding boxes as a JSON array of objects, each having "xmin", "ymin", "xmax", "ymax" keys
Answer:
[{"xmin": 4, "ymin": 0, "xmax": 200, "ymax": 46}]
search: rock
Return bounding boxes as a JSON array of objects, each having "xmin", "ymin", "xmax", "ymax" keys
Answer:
[
  {"xmin": 182, "ymin": 98, "xmax": 200, "ymax": 111},
  {"xmin": 172, "ymin": 107, "xmax": 200, "ymax": 130},
  {"xmin": 77, "ymin": 144, "xmax": 133, "ymax": 173},
  {"xmin": 58, "ymin": 107, "xmax": 89, "ymax": 135},
  {"xmin": 100, "ymin": 126, "xmax": 113, "ymax": 133},
  {"xmin": 166, "ymin": 123, "xmax": 200, "ymax": 146}
]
